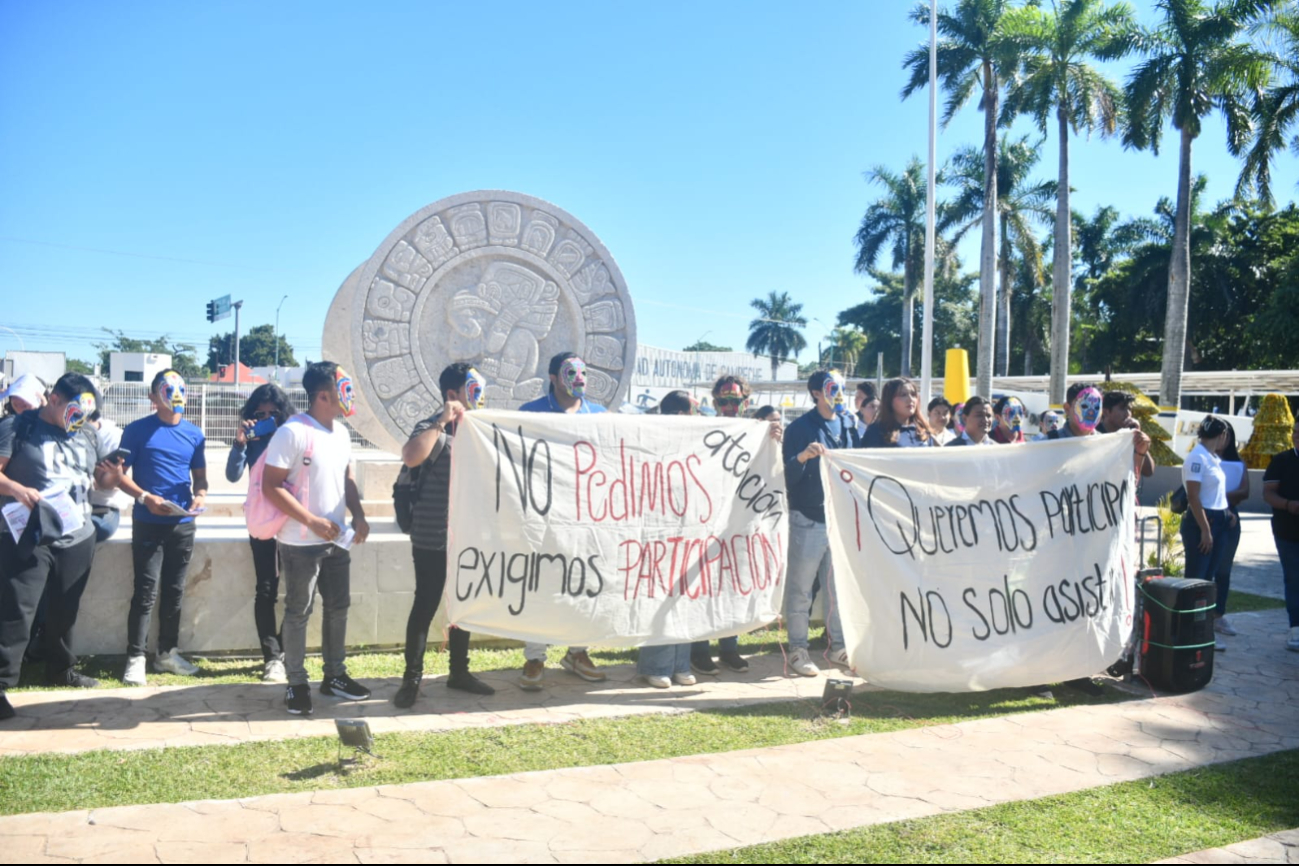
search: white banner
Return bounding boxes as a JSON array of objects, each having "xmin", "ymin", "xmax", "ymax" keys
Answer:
[
  {"xmin": 447, "ymin": 410, "xmax": 787, "ymax": 646},
  {"xmin": 822, "ymin": 434, "xmax": 1137, "ymax": 693}
]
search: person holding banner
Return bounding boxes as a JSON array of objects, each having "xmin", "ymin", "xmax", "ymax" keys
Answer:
[
  {"xmin": 1096, "ymin": 391, "xmax": 1155, "ymax": 481},
  {"xmin": 854, "ymin": 381, "xmax": 878, "ymax": 440},
  {"xmin": 944, "ymin": 397, "xmax": 996, "ymax": 446},
  {"xmin": 393, "ymin": 364, "xmax": 496, "ymax": 709},
  {"xmin": 516, "ymin": 351, "xmax": 608, "ymax": 689},
  {"xmin": 991, "ymin": 397, "xmax": 1028, "ymax": 445},
  {"xmin": 928, "ymin": 397, "xmax": 957, "ymax": 446},
  {"xmin": 781, "ymin": 370, "xmax": 855, "ymax": 676},
  {"xmin": 859, "ymin": 378, "xmax": 934, "ymax": 449}
]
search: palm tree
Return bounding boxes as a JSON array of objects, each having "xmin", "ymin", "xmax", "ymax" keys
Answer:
[
  {"xmin": 853, "ymin": 157, "xmax": 931, "ymax": 377},
  {"xmin": 1123, "ymin": 0, "xmax": 1280, "ymax": 408},
  {"xmin": 746, "ymin": 291, "xmax": 808, "ymax": 380},
  {"xmin": 903, "ymin": 0, "xmax": 1022, "ymax": 397},
  {"xmin": 832, "ymin": 327, "xmax": 869, "ymax": 377},
  {"xmin": 1239, "ymin": 7, "xmax": 1299, "ymax": 207},
  {"xmin": 946, "ymin": 135, "xmax": 1056, "ymax": 376},
  {"xmin": 1002, "ymin": 0, "xmax": 1137, "ymax": 403}
]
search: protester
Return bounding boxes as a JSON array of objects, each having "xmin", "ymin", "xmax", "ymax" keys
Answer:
[
  {"xmin": 854, "ymin": 381, "xmax": 878, "ymax": 439},
  {"xmin": 1096, "ymin": 391, "xmax": 1155, "ymax": 480},
  {"xmin": 262, "ymin": 362, "xmax": 372, "ymax": 715},
  {"xmin": 87, "ymin": 411, "xmax": 131, "ymax": 543},
  {"xmin": 1034, "ymin": 384, "xmax": 1101, "ymax": 441},
  {"xmin": 1182, "ymin": 417, "xmax": 1233, "ymax": 603},
  {"xmin": 928, "ymin": 397, "xmax": 956, "ymax": 446},
  {"xmin": 781, "ymin": 370, "xmax": 854, "ymax": 676},
  {"xmin": 753, "ymin": 405, "xmax": 781, "ymax": 423},
  {"xmin": 516, "ymin": 352, "xmax": 607, "ymax": 689},
  {"xmin": 991, "ymin": 396, "xmax": 1028, "ymax": 444},
  {"xmin": 1261, "ymin": 418, "xmax": 1299, "ymax": 652},
  {"xmin": 945, "ymin": 397, "xmax": 996, "ymax": 446},
  {"xmin": 0, "ymin": 374, "xmax": 116, "ymax": 719},
  {"xmin": 860, "ymin": 378, "xmax": 934, "ymax": 449},
  {"xmin": 0, "ymin": 374, "xmax": 46, "ymax": 417},
  {"xmin": 638, "ymin": 390, "xmax": 700, "ymax": 688},
  {"xmin": 1039, "ymin": 409, "xmax": 1065, "ymax": 436},
  {"xmin": 1212, "ymin": 424, "xmax": 1249, "ymax": 649},
  {"xmin": 226, "ymin": 383, "xmax": 293, "ymax": 683},
  {"xmin": 394, "ymin": 363, "xmax": 496, "ymax": 709},
  {"xmin": 113, "ymin": 370, "xmax": 208, "ymax": 685}
]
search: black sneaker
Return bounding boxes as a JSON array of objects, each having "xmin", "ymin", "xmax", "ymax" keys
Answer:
[
  {"xmin": 321, "ymin": 674, "xmax": 371, "ymax": 701},
  {"xmin": 718, "ymin": 651, "xmax": 750, "ymax": 673},
  {"xmin": 285, "ymin": 684, "xmax": 313, "ymax": 715},
  {"xmin": 1065, "ymin": 677, "xmax": 1106, "ymax": 697},
  {"xmin": 393, "ymin": 673, "xmax": 421, "ymax": 709},
  {"xmin": 1029, "ymin": 685, "xmax": 1055, "ymax": 701},
  {"xmin": 690, "ymin": 653, "xmax": 720, "ymax": 675},
  {"xmin": 446, "ymin": 671, "xmax": 496, "ymax": 696},
  {"xmin": 45, "ymin": 669, "xmax": 100, "ymax": 689},
  {"xmin": 0, "ymin": 692, "xmax": 13, "ymax": 720}
]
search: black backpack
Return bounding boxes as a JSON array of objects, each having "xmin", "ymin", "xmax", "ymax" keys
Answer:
[{"xmin": 392, "ymin": 462, "xmax": 422, "ymax": 535}]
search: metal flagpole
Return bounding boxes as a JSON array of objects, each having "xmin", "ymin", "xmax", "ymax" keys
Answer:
[{"xmin": 919, "ymin": 0, "xmax": 938, "ymax": 405}]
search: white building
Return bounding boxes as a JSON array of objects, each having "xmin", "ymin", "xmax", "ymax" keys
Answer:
[
  {"xmin": 2, "ymin": 351, "xmax": 66, "ymax": 387},
  {"xmin": 109, "ymin": 352, "xmax": 172, "ymax": 384}
]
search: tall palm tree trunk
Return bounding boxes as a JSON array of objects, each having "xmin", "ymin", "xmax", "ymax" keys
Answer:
[
  {"xmin": 770, "ymin": 355, "xmax": 779, "ymax": 382},
  {"xmin": 977, "ymin": 63, "xmax": 999, "ymax": 398},
  {"xmin": 1049, "ymin": 106, "xmax": 1072, "ymax": 405},
  {"xmin": 996, "ymin": 215, "xmax": 1012, "ymax": 376},
  {"xmin": 1159, "ymin": 127, "xmax": 1194, "ymax": 409}
]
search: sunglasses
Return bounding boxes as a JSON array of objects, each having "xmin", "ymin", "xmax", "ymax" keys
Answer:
[{"xmin": 715, "ymin": 396, "xmax": 744, "ymax": 406}]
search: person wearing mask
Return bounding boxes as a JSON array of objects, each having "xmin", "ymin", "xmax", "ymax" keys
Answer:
[
  {"xmin": 927, "ymin": 397, "xmax": 956, "ymax": 446},
  {"xmin": 781, "ymin": 370, "xmax": 855, "ymax": 676},
  {"xmin": 1211, "ymin": 424, "xmax": 1249, "ymax": 649},
  {"xmin": 860, "ymin": 378, "xmax": 934, "ymax": 449},
  {"xmin": 87, "ymin": 411, "xmax": 131, "ymax": 543},
  {"xmin": 516, "ymin": 352, "xmax": 607, "ymax": 689},
  {"xmin": 945, "ymin": 397, "xmax": 996, "ymax": 446},
  {"xmin": 638, "ymin": 390, "xmax": 701, "ymax": 688},
  {"xmin": 263, "ymin": 361, "xmax": 372, "ymax": 715},
  {"xmin": 854, "ymin": 381, "xmax": 879, "ymax": 440},
  {"xmin": 0, "ymin": 374, "xmax": 118, "ymax": 719},
  {"xmin": 227, "ymin": 383, "xmax": 293, "ymax": 683},
  {"xmin": 1182, "ymin": 417, "xmax": 1233, "ymax": 596},
  {"xmin": 114, "ymin": 370, "xmax": 208, "ymax": 685},
  {"xmin": 393, "ymin": 363, "xmax": 496, "ymax": 709},
  {"xmin": 1, "ymin": 374, "xmax": 46, "ymax": 417},
  {"xmin": 1262, "ymin": 418, "xmax": 1299, "ymax": 652},
  {"xmin": 991, "ymin": 396, "xmax": 1028, "ymax": 444}
]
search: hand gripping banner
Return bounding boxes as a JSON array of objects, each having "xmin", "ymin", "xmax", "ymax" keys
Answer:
[
  {"xmin": 447, "ymin": 410, "xmax": 787, "ymax": 646},
  {"xmin": 822, "ymin": 434, "xmax": 1137, "ymax": 692}
]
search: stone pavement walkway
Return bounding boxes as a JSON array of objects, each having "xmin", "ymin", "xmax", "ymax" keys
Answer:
[
  {"xmin": 2, "ymin": 608, "xmax": 1295, "ymax": 864},
  {"xmin": 1158, "ymin": 830, "xmax": 1299, "ymax": 864}
]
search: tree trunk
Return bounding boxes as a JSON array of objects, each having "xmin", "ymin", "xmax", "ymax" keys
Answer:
[
  {"xmin": 1160, "ymin": 127, "xmax": 1194, "ymax": 409},
  {"xmin": 901, "ymin": 240, "xmax": 915, "ymax": 377},
  {"xmin": 1049, "ymin": 105, "xmax": 1072, "ymax": 405},
  {"xmin": 770, "ymin": 355, "xmax": 779, "ymax": 382},
  {"xmin": 977, "ymin": 63, "xmax": 999, "ymax": 398},
  {"xmin": 996, "ymin": 215, "xmax": 1012, "ymax": 376}
]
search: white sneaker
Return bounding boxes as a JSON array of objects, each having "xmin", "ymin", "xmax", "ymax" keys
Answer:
[
  {"xmin": 153, "ymin": 648, "xmax": 200, "ymax": 676},
  {"xmin": 672, "ymin": 672, "xmax": 697, "ymax": 686},
  {"xmin": 642, "ymin": 674, "xmax": 671, "ymax": 689},
  {"xmin": 123, "ymin": 655, "xmax": 147, "ymax": 686},
  {"xmin": 789, "ymin": 647, "xmax": 820, "ymax": 677},
  {"xmin": 827, "ymin": 648, "xmax": 851, "ymax": 668},
  {"xmin": 262, "ymin": 658, "xmax": 287, "ymax": 684},
  {"xmin": 1287, "ymin": 627, "xmax": 1299, "ymax": 653},
  {"xmin": 1215, "ymin": 616, "xmax": 1238, "ymax": 636}
]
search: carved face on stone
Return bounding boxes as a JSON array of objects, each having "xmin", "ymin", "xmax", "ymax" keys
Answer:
[
  {"xmin": 559, "ymin": 357, "xmax": 587, "ymax": 399},
  {"xmin": 1072, "ymin": 387, "xmax": 1103, "ymax": 432},
  {"xmin": 336, "ymin": 368, "xmax": 356, "ymax": 417}
]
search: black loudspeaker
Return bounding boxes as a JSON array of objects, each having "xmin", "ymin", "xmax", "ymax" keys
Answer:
[{"xmin": 1140, "ymin": 577, "xmax": 1216, "ymax": 693}]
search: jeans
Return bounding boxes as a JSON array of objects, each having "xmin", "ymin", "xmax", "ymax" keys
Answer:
[
  {"xmin": 91, "ymin": 507, "xmax": 120, "ymax": 543},
  {"xmin": 0, "ymin": 532, "xmax": 96, "ymax": 688},
  {"xmin": 406, "ymin": 547, "xmax": 472, "ymax": 676},
  {"xmin": 524, "ymin": 642, "xmax": 588, "ymax": 663},
  {"xmin": 249, "ymin": 536, "xmax": 283, "ymax": 663},
  {"xmin": 1181, "ymin": 509, "xmax": 1229, "ymax": 584},
  {"xmin": 279, "ymin": 543, "xmax": 351, "ymax": 687},
  {"xmin": 691, "ymin": 636, "xmax": 739, "ymax": 659},
  {"xmin": 784, "ymin": 510, "xmax": 843, "ymax": 651},
  {"xmin": 638, "ymin": 643, "xmax": 691, "ymax": 677},
  {"xmin": 1213, "ymin": 509, "xmax": 1242, "ymax": 616},
  {"xmin": 1276, "ymin": 536, "xmax": 1299, "ymax": 628},
  {"xmin": 127, "ymin": 521, "xmax": 196, "ymax": 658}
]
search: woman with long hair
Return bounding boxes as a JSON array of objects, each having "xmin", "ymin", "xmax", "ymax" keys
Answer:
[
  {"xmin": 860, "ymin": 378, "xmax": 934, "ymax": 448},
  {"xmin": 1212, "ymin": 423, "xmax": 1250, "ymax": 648},
  {"xmin": 1182, "ymin": 416, "xmax": 1233, "ymax": 599},
  {"xmin": 227, "ymin": 383, "xmax": 293, "ymax": 682}
]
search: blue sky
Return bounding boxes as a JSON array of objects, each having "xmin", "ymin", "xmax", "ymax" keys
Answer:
[{"xmin": 1, "ymin": 1, "xmax": 1294, "ymax": 368}]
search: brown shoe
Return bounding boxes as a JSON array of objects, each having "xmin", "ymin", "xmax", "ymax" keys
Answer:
[
  {"xmin": 519, "ymin": 659, "xmax": 545, "ymax": 691},
  {"xmin": 560, "ymin": 650, "xmax": 606, "ymax": 682}
]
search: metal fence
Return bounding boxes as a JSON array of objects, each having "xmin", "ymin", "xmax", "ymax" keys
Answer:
[{"xmin": 98, "ymin": 383, "xmax": 379, "ymax": 448}]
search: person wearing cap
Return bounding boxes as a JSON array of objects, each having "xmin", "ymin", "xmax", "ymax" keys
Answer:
[
  {"xmin": 515, "ymin": 352, "xmax": 608, "ymax": 689},
  {"xmin": 0, "ymin": 373, "xmax": 119, "ymax": 720},
  {"xmin": 1, "ymin": 374, "xmax": 46, "ymax": 417},
  {"xmin": 113, "ymin": 369, "xmax": 208, "ymax": 686}
]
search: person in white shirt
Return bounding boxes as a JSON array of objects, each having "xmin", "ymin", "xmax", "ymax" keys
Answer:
[
  {"xmin": 262, "ymin": 361, "xmax": 371, "ymax": 716},
  {"xmin": 88, "ymin": 411, "xmax": 132, "ymax": 542},
  {"xmin": 1182, "ymin": 416, "xmax": 1232, "ymax": 592},
  {"xmin": 927, "ymin": 397, "xmax": 957, "ymax": 446},
  {"xmin": 1211, "ymin": 424, "xmax": 1250, "ymax": 646},
  {"xmin": 945, "ymin": 397, "xmax": 996, "ymax": 446}
]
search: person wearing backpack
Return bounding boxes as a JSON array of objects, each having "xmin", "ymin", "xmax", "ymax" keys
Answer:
[
  {"xmin": 392, "ymin": 363, "xmax": 495, "ymax": 709},
  {"xmin": 0, "ymin": 374, "xmax": 119, "ymax": 719},
  {"xmin": 226, "ymin": 383, "xmax": 293, "ymax": 683},
  {"xmin": 261, "ymin": 362, "xmax": 371, "ymax": 716}
]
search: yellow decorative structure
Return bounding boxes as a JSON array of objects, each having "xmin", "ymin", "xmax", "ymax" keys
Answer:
[
  {"xmin": 1241, "ymin": 393, "xmax": 1296, "ymax": 470},
  {"xmin": 945, "ymin": 349, "xmax": 971, "ymax": 403},
  {"xmin": 1098, "ymin": 381, "xmax": 1182, "ymax": 466}
]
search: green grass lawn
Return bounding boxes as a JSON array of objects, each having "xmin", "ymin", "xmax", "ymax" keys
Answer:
[
  {"xmin": 663, "ymin": 749, "xmax": 1299, "ymax": 865},
  {"xmin": 0, "ymin": 681, "xmax": 1126, "ymax": 817},
  {"xmin": 1225, "ymin": 591, "xmax": 1287, "ymax": 614}
]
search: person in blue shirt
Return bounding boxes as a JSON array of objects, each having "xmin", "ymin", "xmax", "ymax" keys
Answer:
[
  {"xmin": 226, "ymin": 383, "xmax": 293, "ymax": 683},
  {"xmin": 114, "ymin": 370, "xmax": 208, "ymax": 686},
  {"xmin": 781, "ymin": 370, "xmax": 858, "ymax": 677},
  {"xmin": 516, "ymin": 351, "xmax": 607, "ymax": 690}
]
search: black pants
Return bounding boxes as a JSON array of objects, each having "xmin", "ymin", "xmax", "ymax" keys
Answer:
[
  {"xmin": 127, "ymin": 521, "xmax": 196, "ymax": 658},
  {"xmin": 0, "ymin": 531, "xmax": 96, "ymax": 688},
  {"xmin": 249, "ymin": 535, "xmax": 282, "ymax": 662},
  {"xmin": 405, "ymin": 547, "xmax": 471, "ymax": 676}
]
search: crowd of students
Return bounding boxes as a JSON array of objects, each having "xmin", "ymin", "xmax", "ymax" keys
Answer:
[{"xmin": 0, "ymin": 359, "xmax": 1296, "ymax": 720}]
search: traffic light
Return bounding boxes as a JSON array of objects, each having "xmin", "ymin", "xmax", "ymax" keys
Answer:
[{"xmin": 206, "ymin": 300, "xmax": 217, "ymax": 323}]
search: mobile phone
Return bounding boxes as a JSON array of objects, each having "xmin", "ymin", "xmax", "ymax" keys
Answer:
[
  {"xmin": 105, "ymin": 448, "xmax": 130, "ymax": 463},
  {"xmin": 250, "ymin": 417, "xmax": 278, "ymax": 440}
]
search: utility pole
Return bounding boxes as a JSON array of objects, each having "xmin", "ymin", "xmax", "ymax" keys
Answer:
[
  {"xmin": 919, "ymin": 0, "xmax": 938, "ymax": 406},
  {"xmin": 233, "ymin": 301, "xmax": 243, "ymax": 387},
  {"xmin": 274, "ymin": 294, "xmax": 288, "ymax": 370}
]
